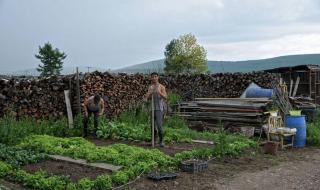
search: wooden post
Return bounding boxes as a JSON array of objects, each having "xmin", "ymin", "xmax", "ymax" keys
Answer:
[
  {"xmin": 292, "ymin": 76, "xmax": 300, "ymax": 97},
  {"xmin": 309, "ymin": 70, "xmax": 312, "ymax": 100},
  {"xmin": 64, "ymin": 90, "xmax": 74, "ymax": 129},
  {"xmin": 289, "ymin": 79, "xmax": 293, "ymax": 97},
  {"xmin": 76, "ymin": 67, "xmax": 81, "ymax": 114},
  {"xmin": 151, "ymin": 95, "xmax": 155, "ymax": 148}
]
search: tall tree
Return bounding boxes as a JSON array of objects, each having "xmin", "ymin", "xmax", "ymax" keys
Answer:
[
  {"xmin": 164, "ymin": 33, "xmax": 208, "ymax": 74},
  {"xmin": 35, "ymin": 42, "xmax": 67, "ymax": 76}
]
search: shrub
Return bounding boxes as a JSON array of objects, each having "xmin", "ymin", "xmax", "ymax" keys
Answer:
[
  {"xmin": 111, "ymin": 171, "xmax": 129, "ymax": 185},
  {"xmin": 164, "ymin": 114, "xmax": 187, "ymax": 129},
  {"xmin": 76, "ymin": 178, "xmax": 95, "ymax": 190},
  {"xmin": 0, "ymin": 143, "xmax": 47, "ymax": 168},
  {"xmin": 0, "ymin": 115, "xmax": 83, "ymax": 145},
  {"xmin": 307, "ymin": 122, "xmax": 320, "ymax": 146},
  {"xmin": 95, "ymin": 175, "xmax": 112, "ymax": 190},
  {"xmin": 166, "ymin": 93, "xmax": 182, "ymax": 107},
  {"xmin": 0, "ymin": 161, "xmax": 12, "ymax": 177}
]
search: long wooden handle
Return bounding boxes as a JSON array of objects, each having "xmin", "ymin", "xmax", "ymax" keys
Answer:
[{"xmin": 151, "ymin": 95, "xmax": 155, "ymax": 148}]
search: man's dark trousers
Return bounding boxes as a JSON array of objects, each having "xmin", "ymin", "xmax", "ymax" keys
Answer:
[{"xmin": 83, "ymin": 108, "xmax": 99, "ymax": 137}]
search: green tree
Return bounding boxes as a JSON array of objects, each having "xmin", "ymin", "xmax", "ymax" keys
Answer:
[
  {"xmin": 35, "ymin": 42, "xmax": 67, "ymax": 76},
  {"xmin": 164, "ymin": 33, "xmax": 208, "ymax": 74}
]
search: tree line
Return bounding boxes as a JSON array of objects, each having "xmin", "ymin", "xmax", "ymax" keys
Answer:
[{"xmin": 36, "ymin": 34, "xmax": 208, "ymax": 76}]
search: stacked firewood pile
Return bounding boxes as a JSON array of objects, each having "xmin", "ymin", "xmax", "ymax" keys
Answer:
[
  {"xmin": 0, "ymin": 76, "xmax": 72, "ymax": 118},
  {"xmin": 163, "ymin": 72, "xmax": 277, "ymax": 100},
  {"xmin": 0, "ymin": 71, "xmax": 277, "ymax": 119},
  {"xmin": 178, "ymin": 98, "xmax": 272, "ymax": 133},
  {"xmin": 80, "ymin": 72, "xmax": 149, "ymax": 118}
]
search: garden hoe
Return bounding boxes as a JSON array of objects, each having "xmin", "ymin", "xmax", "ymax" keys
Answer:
[{"xmin": 152, "ymin": 95, "xmax": 155, "ymax": 148}]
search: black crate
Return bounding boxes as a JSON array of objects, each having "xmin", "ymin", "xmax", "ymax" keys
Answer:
[
  {"xmin": 180, "ymin": 159, "xmax": 208, "ymax": 173},
  {"xmin": 147, "ymin": 172, "xmax": 177, "ymax": 181}
]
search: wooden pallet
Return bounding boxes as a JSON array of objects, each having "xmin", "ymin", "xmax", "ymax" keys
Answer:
[{"xmin": 49, "ymin": 155, "xmax": 122, "ymax": 172}]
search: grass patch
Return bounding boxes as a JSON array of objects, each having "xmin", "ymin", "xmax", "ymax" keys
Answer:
[
  {"xmin": 0, "ymin": 115, "xmax": 83, "ymax": 145},
  {"xmin": 306, "ymin": 110, "xmax": 320, "ymax": 146}
]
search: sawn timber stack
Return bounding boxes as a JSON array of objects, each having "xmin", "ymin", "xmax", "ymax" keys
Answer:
[{"xmin": 178, "ymin": 98, "xmax": 271, "ymax": 132}]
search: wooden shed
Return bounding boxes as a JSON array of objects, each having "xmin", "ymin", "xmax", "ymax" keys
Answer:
[{"xmin": 265, "ymin": 65, "xmax": 320, "ymax": 105}]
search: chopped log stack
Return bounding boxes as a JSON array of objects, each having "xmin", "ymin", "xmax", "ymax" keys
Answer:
[
  {"xmin": 0, "ymin": 76, "xmax": 72, "ymax": 118},
  {"xmin": 80, "ymin": 72, "xmax": 149, "ymax": 118},
  {"xmin": 0, "ymin": 72, "xmax": 277, "ymax": 119},
  {"xmin": 163, "ymin": 72, "xmax": 277, "ymax": 100}
]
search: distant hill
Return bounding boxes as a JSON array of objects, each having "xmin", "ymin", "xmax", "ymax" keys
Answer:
[
  {"xmin": 3, "ymin": 54, "xmax": 320, "ymax": 76},
  {"xmin": 114, "ymin": 59, "xmax": 165, "ymax": 74},
  {"xmin": 114, "ymin": 54, "xmax": 320, "ymax": 74}
]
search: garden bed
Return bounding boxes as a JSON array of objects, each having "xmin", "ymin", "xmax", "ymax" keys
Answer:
[
  {"xmin": 22, "ymin": 160, "xmax": 111, "ymax": 182},
  {"xmin": 128, "ymin": 147, "xmax": 319, "ymax": 190},
  {"xmin": 89, "ymin": 138, "xmax": 214, "ymax": 156}
]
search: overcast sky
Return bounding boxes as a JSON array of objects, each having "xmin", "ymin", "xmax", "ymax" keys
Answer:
[{"xmin": 1, "ymin": 0, "xmax": 320, "ymax": 72}]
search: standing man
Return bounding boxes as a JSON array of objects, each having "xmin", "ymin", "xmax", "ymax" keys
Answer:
[
  {"xmin": 83, "ymin": 94, "xmax": 105, "ymax": 137},
  {"xmin": 144, "ymin": 72, "xmax": 167, "ymax": 147}
]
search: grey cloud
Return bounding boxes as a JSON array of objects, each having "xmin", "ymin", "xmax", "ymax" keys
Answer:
[{"xmin": 0, "ymin": 0, "xmax": 319, "ymax": 72}]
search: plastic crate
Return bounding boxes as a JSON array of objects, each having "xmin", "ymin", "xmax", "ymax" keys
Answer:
[
  {"xmin": 147, "ymin": 172, "xmax": 177, "ymax": 181},
  {"xmin": 180, "ymin": 159, "xmax": 208, "ymax": 173}
]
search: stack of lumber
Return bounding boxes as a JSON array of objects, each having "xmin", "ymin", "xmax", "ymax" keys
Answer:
[
  {"xmin": 177, "ymin": 98, "xmax": 271, "ymax": 132},
  {"xmin": 290, "ymin": 96, "xmax": 317, "ymax": 121},
  {"xmin": 290, "ymin": 96, "xmax": 317, "ymax": 108}
]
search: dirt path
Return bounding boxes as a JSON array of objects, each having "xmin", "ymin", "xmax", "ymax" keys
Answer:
[
  {"xmin": 129, "ymin": 147, "xmax": 320, "ymax": 190},
  {"xmin": 215, "ymin": 148, "xmax": 320, "ymax": 190}
]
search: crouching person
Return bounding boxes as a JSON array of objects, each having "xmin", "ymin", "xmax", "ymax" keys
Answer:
[{"xmin": 83, "ymin": 94, "xmax": 105, "ymax": 137}]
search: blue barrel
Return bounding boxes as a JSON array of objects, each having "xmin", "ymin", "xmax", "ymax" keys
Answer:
[
  {"xmin": 246, "ymin": 88, "xmax": 274, "ymax": 98},
  {"xmin": 284, "ymin": 115, "xmax": 306, "ymax": 148}
]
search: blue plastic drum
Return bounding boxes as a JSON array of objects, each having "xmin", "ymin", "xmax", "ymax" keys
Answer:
[{"xmin": 284, "ymin": 115, "xmax": 306, "ymax": 148}]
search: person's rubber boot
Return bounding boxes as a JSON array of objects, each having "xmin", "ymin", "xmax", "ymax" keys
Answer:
[
  {"xmin": 159, "ymin": 141, "xmax": 165, "ymax": 148},
  {"xmin": 83, "ymin": 131, "xmax": 88, "ymax": 138},
  {"xmin": 159, "ymin": 133, "xmax": 164, "ymax": 147},
  {"xmin": 93, "ymin": 130, "xmax": 98, "ymax": 138}
]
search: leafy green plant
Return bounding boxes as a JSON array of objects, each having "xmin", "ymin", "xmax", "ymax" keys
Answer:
[
  {"xmin": 0, "ymin": 161, "xmax": 12, "ymax": 177},
  {"xmin": 94, "ymin": 175, "xmax": 112, "ymax": 190},
  {"xmin": 11, "ymin": 170, "xmax": 69, "ymax": 190},
  {"xmin": 0, "ymin": 115, "xmax": 83, "ymax": 145},
  {"xmin": 166, "ymin": 93, "xmax": 182, "ymax": 107},
  {"xmin": 314, "ymin": 109, "xmax": 320, "ymax": 123},
  {"xmin": 18, "ymin": 135, "xmax": 175, "ymax": 169},
  {"xmin": 0, "ymin": 125, "xmax": 257, "ymax": 190},
  {"xmin": 0, "ymin": 143, "xmax": 47, "ymax": 168},
  {"xmin": 76, "ymin": 178, "xmax": 95, "ymax": 190},
  {"xmin": 215, "ymin": 123, "xmax": 227, "ymax": 155},
  {"xmin": 97, "ymin": 113, "xmax": 257, "ymax": 146},
  {"xmin": 164, "ymin": 114, "xmax": 187, "ymax": 129},
  {"xmin": 117, "ymin": 103, "xmax": 149, "ymax": 126},
  {"xmin": 307, "ymin": 122, "xmax": 320, "ymax": 146},
  {"xmin": 18, "ymin": 134, "xmax": 256, "ymax": 188},
  {"xmin": 1, "ymin": 160, "xmax": 103, "ymax": 190},
  {"xmin": 97, "ymin": 121, "xmax": 150, "ymax": 141},
  {"xmin": 111, "ymin": 171, "xmax": 129, "ymax": 185}
]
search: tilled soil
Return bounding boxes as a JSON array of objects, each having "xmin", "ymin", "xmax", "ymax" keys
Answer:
[
  {"xmin": 22, "ymin": 160, "xmax": 110, "ymax": 182},
  {"xmin": 126, "ymin": 147, "xmax": 320, "ymax": 190},
  {"xmin": 4, "ymin": 142, "xmax": 320, "ymax": 190}
]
